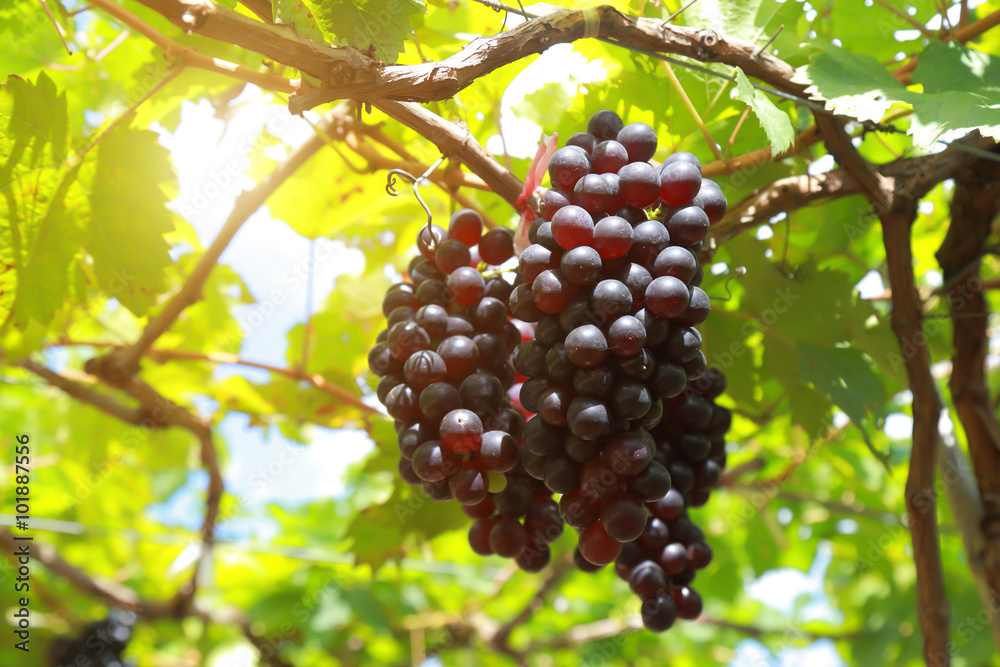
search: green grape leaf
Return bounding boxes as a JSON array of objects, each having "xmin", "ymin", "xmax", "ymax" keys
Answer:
[
  {"xmin": 88, "ymin": 128, "xmax": 176, "ymax": 316},
  {"xmin": 799, "ymin": 342, "xmax": 889, "ymax": 465},
  {"xmin": 303, "ymin": 0, "xmax": 426, "ymax": 63},
  {"xmin": 273, "ymin": 0, "xmax": 325, "ymax": 43},
  {"xmin": 794, "ymin": 46, "xmax": 906, "ymax": 123},
  {"xmin": 733, "ymin": 67, "xmax": 795, "ymax": 153},
  {"xmin": 12, "ymin": 166, "xmax": 83, "ymax": 327}
]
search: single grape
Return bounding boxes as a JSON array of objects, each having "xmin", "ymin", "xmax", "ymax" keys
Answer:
[
  {"xmin": 439, "ymin": 409, "xmax": 484, "ymax": 453},
  {"xmin": 659, "ymin": 541, "xmax": 689, "ymax": 575},
  {"xmin": 523, "ymin": 416, "xmax": 565, "ymax": 456},
  {"xmin": 385, "ymin": 384, "xmax": 422, "ymax": 422},
  {"xmin": 469, "ymin": 519, "xmax": 496, "ymax": 555},
  {"xmin": 579, "ymin": 457, "xmax": 622, "ymax": 499},
  {"xmin": 404, "ymin": 350, "xmax": 447, "ymax": 390},
  {"xmin": 449, "ymin": 465, "xmax": 489, "ymax": 505},
  {"xmin": 509, "ymin": 283, "xmax": 544, "ymax": 322},
  {"xmin": 673, "ymin": 586, "xmax": 704, "ymax": 620},
  {"xmin": 617, "ymin": 122, "xmax": 658, "ymax": 163},
  {"xmin": 417, "ymin": 224, "xmax": 447, "ymax": 260},
  {"xmin": 579, "ymin": 521, "xmax": 623, "ymax": 565},
  {"xmin": 601, "ymin": 173, "xmax": 625, "ymax": 212},
  {"xmin": 419, "ymin": 381, "xmax": 462, "ymax": 423},
  {"xmin": 574, "ymin": 173, "xmax": 613, "ymax": 214},
  {"xmin": 459, "ymin": 372, "xmax": 503, "ymax": 412},
  {"xmin": 565, "ymin": 324, "xmax": 609, "ymax": 367},
  {"xmin": 591, "ymin": 140, "xmax": 630, "ymax": 174},
  {"xmin": 590, "ymin": 279, "xmax": 633, "ymax": 321},
  {"xmin": 601, "ymin": 492, "xmax": 648, "ymax": 542},
  {"xmin": 437, "ymin": 335, "xmax": 480, "ymax": 377},
  {"xmin": 447, "ymin": 266, "xmax": 486, "ymax": 306},
  {"xmin": 435, "ymin": 238, "xmax": 472, "ymax": 274},
  {"xmin": 540, "ymin": 188, "xmax": 574, "ymax": 221},
  {"xmin": 448, "ymin": 208, "xmax": 484, "ymax": 247},
  {"xmin": 588, "ymin": 110, "xmax": 625, "ymax": 142},
  {"xmin": 651, "ymin": 246, "xmax": 698, "ymax": 283},
  {"xmin": 693, "ymin": 179, "xmax": 727, "ymax": 224},
  {"xmin": 566, "ymin": 131, "xmax": 598, "ymax": 155},
  {"xmin": 560, "ymin": 245, "xmax": 603, "ymax": 285},
  {"xmin": 560, "ymin": 489, "xmax": 602, "ymax": 528},
  {"xmin": 479, "ymin": 227, "xmax": 515, "ymax": 265},
  {"xmin": 543, "ymin": 454, "xmax": 582, "ymax": 494},
  {"xmin": 610, "ymin": 379, "xmax": 652, "ymax": 420},
  {"xmin": 650, "ymin": 488, "xmax": 686, "ymax": 522},
  {"xmin": 628, "ymin": 461, "xmax": 672, "ymax": 502},
  {"xmin": 537, "ymin": 385, "xmax": 574, "ymax": 427},
  {"xmin": 548, "ymin": 146, "xmax": 591, "ymax": 190},
  {"xmin": 675, "ymin": 286, "xmax": 710, "ymax": 326},
  {"xmin": 629, "ymin": 560, "xmax": 667, "ymax": 598},
  {"xmin": 550, "ymin": 205, "xmax": 595, "ymax": 250},
  {"xmin": 387, "ymin": 321, "xmax": 431, "ymax": 360},
  {"xmin": 607, "ymin": 315, "xmax": 646, "ymax": 356},
  {"xmin": 412, "ymin": 440, "xmax": 455, "ymax": 482},
  {"xmin": 592, "ymin": 216, "xmax": 633, "ymax": 259},
  {"xmin": 664, "ymin": 205, "xmax": 709, "ymax": 246},
  {"xmin": 641, "ymin": 593, "xmax": 678, "ymax": 632},
  {"xmin": 515, "ymin": 544, "xmax": 552, "ymax": 572},
  {"xmin": 567, "ymin": 396, "xmax": 612, "ymax": 441},
  {"xmin": 489, "ymin": 518, "xmax": 530, "ymax": 558},
  {"xmin": 645, "ymin": 276, "xmax": 690, "ymax": 319},
  {"xmin": 524, "ymin": 501, "xmax": 564, "ymax": 544},
  {"xmin": 628, "ymin": 220, "xmax": 670, "ymax": 267},
  {"xmin": 532, "ymin": 269, "xmax": 580, "ymax": 314},
  {"xmin": 606, "ymin": 431, "xmax": 652, "ymax": 477},
  {"xmin": 518, "ymin": 244, "xmax": 556, "ymax": 283},
  {"xmin": 496, "ymin": 479, "xmax": 535, "ymax": 518},
  {"xmin": 638, "ymin": 517, "xmax": 670, "ymax": 552},
  {"xmin": 618, "ymin": 162, "xmax": 661, "ymax": 209},
  {"xmin": 687, "ymin": 541, "xmax": 713, "ymax": 570},
  {"xmin": 659, "ymin": 161, "xmax": 702, "ymax": 207}
]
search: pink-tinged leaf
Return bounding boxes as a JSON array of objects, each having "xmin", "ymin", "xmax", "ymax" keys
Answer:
[{"xmin": 514, "ymin": 133, "xmax": 558, "ymax": 255}]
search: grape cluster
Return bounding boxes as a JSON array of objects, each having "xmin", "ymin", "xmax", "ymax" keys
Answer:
[
  {"xmin": 611, "ymin": 370, "xmax": 731, "ymax": 631},
  {"xmin": 370, "ymin": 109, "xmax": 734, "ymax": 631},
  {"xmin": 50, "ymin": 608, "xmax": 137, "ymax": 667},
  {"xmin": 508, "ymin": 109, "xmax": 729, "ymax": 631},
  {"xmin": 369, "ymin": 209, "xmax": 562, "ymax": 570}
]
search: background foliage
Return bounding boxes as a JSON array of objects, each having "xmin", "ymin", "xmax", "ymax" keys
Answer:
[{"xmin": 2, "ymin": 0, "xmax": 1000, "ymax": 665}]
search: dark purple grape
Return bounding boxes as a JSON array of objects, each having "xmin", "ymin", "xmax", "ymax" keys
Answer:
[
  {"xmin": 548, "ymin": 146, "xmax": 591, "ymax": 190},
  {"xmin": 650, "ymin": 488, "xmax": 685, "ymax": 522},
  {"xmin": 446, "ymin": 266, "xmax": 486, "ymax": 307},
  {"xmin": 377, "ymin": 374, "xmax": 404, "ymax": 404},
  {"xmin": 448, "ymin": 209, "xmax": 484, "ymax": 247},
  {"xmin": 579, "ymin": 457, "xmax": 621, "ymax": 499},
  {"xmin": 651, "ymin": 246, "xmax": 698, "ymax": 282},
  {"xmin": 638, "ymin": 517, "xmax": 670, "ymax": 552},
  {"xmin": 404, "ymin": 350, "xmax": 447, "ymax": 390},
  {"xmin": 387, "ymin": 321, "xmax": 431, "ymax": 360},
  {"xmin": 532, "ymin": 269, "xmax": 579, "ymax": 314},
  {"xmin": 650, "ymin": 361, "xmax": 687, "ymax": 398},
  {"xmin": 387, "ymin": 305, "xmax": 417, "ymax": 328},
  {"xmin": 440, "ymin": 409, "xmax": 483, "ymax": 453},
  {"xmin": 509, "ymin": 283, "xmax": 544, "ymax": 322},
  {"xmin": 628, "ymin": 220, "xmax": 670, "ymax": 267},
  {"xmin": 628, "ymin": 462, "xmax": 672, "ymax": 502},
  {"xmin": 560, "ymin": 245, "xmax": 603, "ymax": 285},
  {"xmin": 673, "ymin": 586, "xmax": 703, "ymax": 619},
  {"xmin": 641, "ymin": 593, "xmax": 678, "ymax": 632},
  {"xmin": 618, "ymin": 162, "xmax": 661, "ymax": 209},
  {"xmin": 523, "ymin": 416, "xmax": 564, "ymax": 455},
  {"xmin": 516, "ymin": 544, "xmax": 552, "ymax": 572},
  {"xmin": 565, "ymin": 432, "xmax": 604, "ymax": 462},
  {"xmin": 415, "ymin": 304, "xmax": 449, "ymax": 338},
  {"xmin": 489, "ymin": 518, "xmax": 529, "ymax": 557},
  {"xmin": 664, "ymin": 205, "xmax": 709, "ymax": 246},
  {"xmin": 496, "ymin": 479, "xmax": 535, "ymax": 518},
  {"xmin": 535, "ymin": 220, "xmax": 560, "ymax": 252},
  {"xmin": 659, "ymin": 541, "xmax": 688, "ymax": 575},
  {"xmin": 587, "ymin": 110, "xmax": 624, "ymax": 142},
  {"xmin": 512, "ymin": 340, "xmax": 549, "ymax": 378},
  {"xmin": 540, "ymin": 188, "xmax": 574, "ymax": 221},
  {"xmin": 659, "ymin": 161, "xmax": 702, "ymax": 207},
  {"xmin": 544, "ymin": 343, "xmax": 575, "ymax": 384},
  {"xmin": 615, "ymin": 262, "xmax": 653, "ymax": 310},
  {"xmin": 617, "ymin": 122, "xmax": 658, "ymax": 163},
  {"xmin": 592, "ymin": 216, "xmax": 633, "ymax": 259},
  {"xmin": 524, "ymin": 501, "xmax": 564, "ymax": 544},
  {"xmin": 615, "ymin": 205, "xmax": 648, "ymax": 226},
  {"xmin": 601, "ymin": 173, "xmax": 625, "ymax": 212},
  {"xmin": 566, "ymin": 132, "xmax": 598, "ymax": 155},
  {"xmin": 606, "ymin": 431, "xmax": 652, "ymax": 477},
  {"xmin": 560, "ymin": 489, "xmax": 601, "ymax": 528},
  {"xmin": 464, "ymin": 496, "xmax": 495, "ymax": 520},
  {"xmin": 573, "ymin": 366, "xmax": 615, "ymax": 397},
  {"xmin": 520, "ymin": 378, "xmax": 554, "ymax": 415},
  {"xmin": 435, "ymin": 238, "xmax": 471, "ymax": 274},
  {"xmin": 645, "ymin": 276, "xmax": 690, "ymax": 319},
  {"xmin": 449, "ymin": 465, "xmax": 489, "ymax": 505},
  {"xmin": 687, "ymin": 542, "xmax": 713, "ymax": 570},
  {"xmin": 479, "ymin": 227, "xmax": 515, "ymax": 265},
  {"xmin": 537, "ymin": 385, "xmax": 574, "ymax": 427},
  {"xmin": 469, "ymin": 518, "xmax": 496, "ymax": 555},
  {"xmin": 663, "ymin": 151, "xmax": 702, "ymax": 171},
  {"xmin": 543, "ymin": 454, "xmax": 582, "ymax": 494},
  {"xmin": 399, "ymin": 456, "xmax": 421, "ymax": 485},
  {"xmin": 574, "ymin": 546, "xmax": 605, "ymax": 572},
  {"xmin": 419, "ymin": 382, "xmax": 462, "ymax": 423},
  {"xmin": 459, "ymin": 371, "xmax": 503, "ymax": 412},
  {"xmin": 386, "ymin": 384, "xmax": 422, "ymax": 421},
  {"xmin": 579, "ymin": 521, "xmax": 623, "ymax": 565},
  {"xmin": 629, "ymin": 560, "xmax": 667, "ymax": 598},
  {"xmin": 676, "ymin": 286, "xmax": 710, "ymax": 326},
  {"xmin": 567, "ymin": 396, "xmax": 611, "ymax": 441},
  {"xmin": 446, "ymin": 315, "xmax": 475, "ymax": 338},
  {"xmin": 437, "ymin": 335, "xmax": 479, "ymax": 377},
  {"xmin": 518, "ymin": 244, "xmax": 556, "ymax": 283},
  {"xmin": 694, "ymin": 179, "xmax": 727, "ymax": 224},
  {"xmin": 368, "ymin": 342, "xmax": 401, "ymax": 376},
  {"xmin": 550, "ymin": 205, "xmax": 595, "ymax": 250},
  {"xmin": 590, "ymin": 279, "xmax": 633, "ymax": 321},
  {"xmin": 591, "ymin": 140, "xmax": 629, "ymax": 174},
  {"xmin": 607, "ymin": 315, "xmax": 646, "ymax": 356},
  {"xmin": 574, "ymin": 173, "xmax": 613, "ymax": 214},
  {"xmin": 412, "ymin": 440, "xmax": 455, "ymax": 482},
  {"xmin": 417, "ymin": 225, "xmax": 446, "ymax": 260},
  {"xmin": 565, "ymin": 325, "xmax": 609, "ymax": 367}
]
